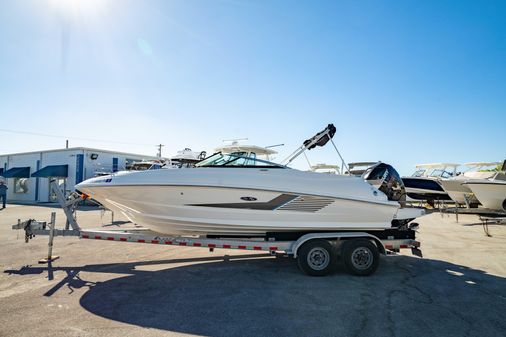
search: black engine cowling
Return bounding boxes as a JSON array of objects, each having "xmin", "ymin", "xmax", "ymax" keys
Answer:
[{"xmin": 362, "ymin": 163, "xmax": 406, "ymax": 205}]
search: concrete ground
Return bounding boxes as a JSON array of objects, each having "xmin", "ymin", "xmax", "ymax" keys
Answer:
[{"xmin": 0, "ymin": 204, "xmax": 505, "ymax": 337}]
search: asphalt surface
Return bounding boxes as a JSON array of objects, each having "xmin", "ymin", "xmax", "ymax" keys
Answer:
[{"xmin": 0, "ymin": 204, "xmax": 505, "ymax": 337}]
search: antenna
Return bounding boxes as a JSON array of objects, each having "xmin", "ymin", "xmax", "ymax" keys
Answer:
[
  {"xmin": 156, "ymin": 144, "xmax": 164, "ymax": 158},
  {"xmin": 265, "ymin": 143, "xmax": 284, "ymax": 149}
]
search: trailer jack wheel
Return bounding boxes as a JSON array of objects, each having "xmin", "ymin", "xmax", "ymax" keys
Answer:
[
  {"xmin": 342, "ymin": 239, "xmax": 379, "ymax": 276},
  {"xmin": 297, "ymin": 239, "xmax": 336, "ymax": 276}
]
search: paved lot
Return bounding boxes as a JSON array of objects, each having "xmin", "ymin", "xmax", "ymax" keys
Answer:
[{"xmin": 0, "ymin": 204, "xmax": 505, "ymax": 337}]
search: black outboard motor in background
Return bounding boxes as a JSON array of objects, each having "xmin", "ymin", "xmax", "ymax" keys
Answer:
[{"xmin": 362, "ymin": 163, "xmax": 406, "ymax": 206}]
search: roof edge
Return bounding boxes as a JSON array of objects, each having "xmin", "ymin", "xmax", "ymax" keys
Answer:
[{"xmin": 0, "ymin": 147, "xmax": 161, "ymax": 159}]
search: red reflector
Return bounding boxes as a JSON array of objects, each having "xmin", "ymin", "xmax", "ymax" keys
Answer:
[
  {"xmin": 385, "ymin": 245, "xmax": 393, "ymax": 249},
  {"xmin": 208, "ymin": 243, "xmax": 216, "ymax": 248},
  {"xmin": 193, "ymin": 243, "xmax": 201, "ymax": 247},
  {"xmin": 94, "ymin": 236, "xmax": 102, "ymax": 240},
  {"xmin": 179, "ymin": 242, "xmax": 187, "ymax": 246},
  {"xmin": 223, "ymin": 244, "xmax": 231, "ymax": 249},
  {"xmin": 253, "ymin": 246, "xmax": 261, "ymax": 250},
  {"xmin": 400, "ymin": 245, "xmax": 408, "ymax": 249},
  {"xmin": 119, "ymin": 238, "xmax": 127, "ymax": 242},
  {"xmin": 238, "ymin": 245, "xmax": 247, "ymax": 249},
  {"xmin": 151, "ymin": 240, "xmax": 159, "ymax": 244},
  {"xmin": 137, "ymin": 239, "xmax": 145, "ymax": 243},
  {"xmin": 269, "ymin": 247, "xmax": 278, "ymax": 251},
  {"xmin": 165, "ymin": 241, "xmax": 172, "ymax": 245},
  {"xmin": 107, "ymin": 237, "xmax": 114, "ymax": 241},
  {"xmin": 82, "ymin": 235, "xmax": 89, "ymax": 239}
]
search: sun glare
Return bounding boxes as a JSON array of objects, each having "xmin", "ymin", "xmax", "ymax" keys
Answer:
[{"xmin": 49, "ymin": 0, "xmax": 108, "ymax": 18}]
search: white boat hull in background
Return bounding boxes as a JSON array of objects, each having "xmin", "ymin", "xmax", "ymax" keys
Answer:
[
  {"xmin": 439, "ymin": 170, "xmax": 499, "ymax": 205},
  {"xmin": 439, "ymin": 179, "xmax": 478, "ymax": 205},
  {"xmin": 464, "ymin": 182, "xmax": 506, "ymax": 211}
]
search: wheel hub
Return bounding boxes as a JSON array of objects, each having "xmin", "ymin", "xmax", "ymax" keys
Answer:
[
  {"xmin": 351, "ymin": 247, "xmax": 373, "ymax": 270},
  {"xmin": 307, "ymin": 247, "xmax": 330, "ymax": 270}
]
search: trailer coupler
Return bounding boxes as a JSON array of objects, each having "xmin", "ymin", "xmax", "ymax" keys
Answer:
[{"xmin": 12, "ymin": 219, "xmax": 47, "ymax": 243}]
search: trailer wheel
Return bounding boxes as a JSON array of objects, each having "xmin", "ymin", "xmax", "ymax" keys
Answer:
[
  {"xmin": 342, "ymin": 239, "xmax": 379, "ymax": 276},
  {"xmin": 297, "ymin": 239, "xmax": 336, "ymax": 276}
]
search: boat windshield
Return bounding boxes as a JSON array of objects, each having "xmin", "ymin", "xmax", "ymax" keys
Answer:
[
  {"xmin": 428, "ymin": 169, "xmax": 453, "ymax": 178},
  {"xmin": 412, "ymin": 168, "xmax": 453, "ymax": 178},
  {"xmin": 412, "ymin": 169, "xmax": 426, "ymax": 177},
  {"xmin": 195, "ymin": 153, "xmax": 284, "ymax": 168}
]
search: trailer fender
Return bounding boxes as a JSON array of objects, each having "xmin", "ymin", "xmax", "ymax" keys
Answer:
[{"xmin": 290, "ymin": 232, "xmax": 386, "ymax": 258}]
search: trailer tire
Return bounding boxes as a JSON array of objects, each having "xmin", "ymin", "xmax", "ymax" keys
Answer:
[
  {"xmin": 297, "ymin": 239, "xmax": 336, "ymax": 276},
  {"xmin": 342, "ymin": 239, "xmax": 379, "ymax": 276}
]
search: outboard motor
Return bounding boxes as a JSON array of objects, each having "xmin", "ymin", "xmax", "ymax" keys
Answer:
[{"xmin": 362, "ymin": 163, "xmax": 406, "ymax": 205}]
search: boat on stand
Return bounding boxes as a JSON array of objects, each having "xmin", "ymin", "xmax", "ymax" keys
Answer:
[
  {"xmin": 439, "ymin": 161, "xmax": 502, "ymax": 207},
  {"xmin": 463, "ymin": 160, "xmax": 506, "ymax": 212},
  {"xmin": 402, "ymin": 163, "xmax": 459, "ymax": 206}
]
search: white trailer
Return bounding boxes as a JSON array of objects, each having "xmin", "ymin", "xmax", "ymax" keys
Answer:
[{"xmin": 12, "ymin": 181, "xmax": 422, "ymax": 277}]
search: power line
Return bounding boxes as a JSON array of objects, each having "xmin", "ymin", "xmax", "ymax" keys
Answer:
[{"xmin": 0, "ymin": 128, "xmax": 157, "ymax": 147}]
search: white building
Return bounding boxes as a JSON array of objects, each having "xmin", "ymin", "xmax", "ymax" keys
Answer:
[{"xmin": 0, "ymin": 147, "xmax": 160, "ymax": 203}]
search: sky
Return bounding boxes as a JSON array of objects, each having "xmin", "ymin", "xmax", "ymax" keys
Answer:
[{"xmin": 0, "ymin": 0, "xmax": 505, "ymax": 175}]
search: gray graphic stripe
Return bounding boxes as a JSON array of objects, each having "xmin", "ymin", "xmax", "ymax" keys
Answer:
[{"xmin": 188, "ymin": 194, "xmax": 299, "ymax": 210}]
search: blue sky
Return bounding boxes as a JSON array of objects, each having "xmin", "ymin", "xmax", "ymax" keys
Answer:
[{"xmin": 0, "ymin": 0, "xmax": 505, "ymax": 174}]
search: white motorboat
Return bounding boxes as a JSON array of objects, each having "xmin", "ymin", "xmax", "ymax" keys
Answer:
[
  {"xmin": 76, "ymin": 125, "xmax": 424, "ymax": 237},
  {"xmin": 463, "ymin": 162, "xmax": 506, "ymax": 211},
  {"xmin": 402, "ymin": 163, "xmax": 459, "ymax": 204},
  {"xmin": 439, "ymin": 162, "xmax": 502, "ymax": 206},
  {"xmin": 168, "ymin": 148, "xmax": 207, "ymax": 168},
  {"xmin": 464, "ymin": 180, "xmax": 506, "ymax": 211}
]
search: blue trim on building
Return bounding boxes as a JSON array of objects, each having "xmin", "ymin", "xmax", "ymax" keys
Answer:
[
  {"xmin": 35, "ymin": 160, "xmax": 40, "ymax": 201},
  {"xmin": 2, "ymin": 167, "xmax": 30, "ymax": 178},
  {"xmin": 32, "ymin": 165, "xmax": 68, "ymax": 178},
  {"xmin": 76, "ymin": 154, "xmax": 84, "ymax": 184},
  {"xmin": 112, "ymin": 157, "xmax": 118, "ymax": 172}
]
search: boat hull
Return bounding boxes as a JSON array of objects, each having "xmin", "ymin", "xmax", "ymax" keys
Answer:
[
  {"xmin": 464, "ymin": 182, "xmax": 506, "ymax": 211},
  {"xmin": 76, "ymin": 168, "xmax": 408, "ymax": 236},
  {"xmin": 402, "ymin": 177, "xmax": 451, "ymax": 201},
  {"xmin": 79, "ymin": 185, "xmax": 401, "ymax": 235},
  {"xmin": 439, "ymin": 179, "xmax": 478, "ymax": 205}
]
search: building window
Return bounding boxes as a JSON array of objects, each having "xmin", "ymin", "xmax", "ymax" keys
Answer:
[{"xmin": 14, "ymin": 178, "xmax": 29, "ymax": 193}]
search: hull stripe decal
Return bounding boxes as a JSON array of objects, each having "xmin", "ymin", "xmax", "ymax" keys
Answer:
[{"xmin": 187, "ymin": 194, "xmax": 299, "ymax": 210}]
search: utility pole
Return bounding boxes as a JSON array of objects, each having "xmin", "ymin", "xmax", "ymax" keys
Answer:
[{"xmin": 156, "ymin": 144, "xmax": 164, "ymax": 158}]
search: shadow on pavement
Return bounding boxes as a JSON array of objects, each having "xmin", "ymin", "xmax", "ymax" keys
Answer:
[{"xmin": 4, "ymin": 254, "xmax": 506, "ymax": 337}]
